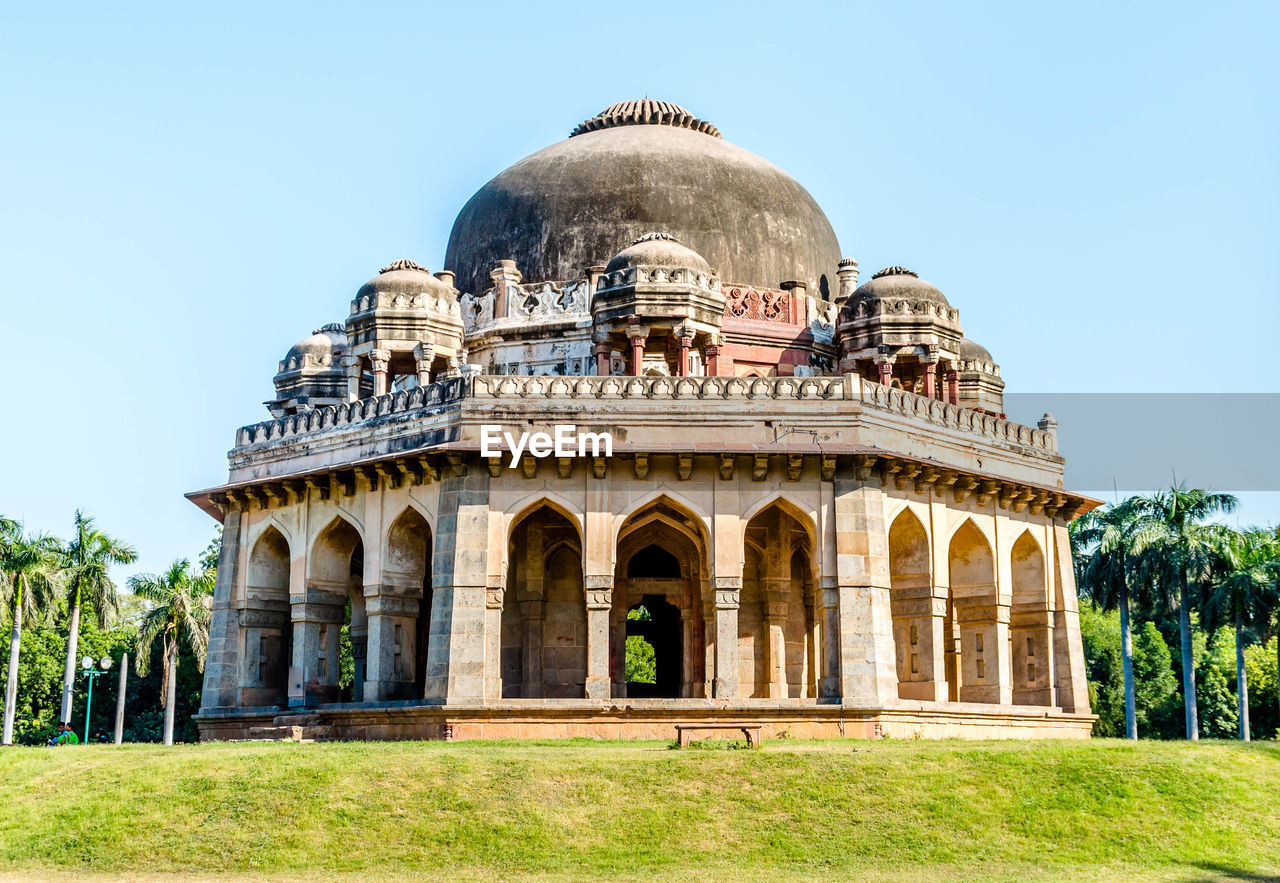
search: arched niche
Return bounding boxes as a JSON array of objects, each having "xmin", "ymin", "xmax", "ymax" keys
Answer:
[{"xmin": 1010, "ymin": 531, "xmax": 1052, "ymax": 706}]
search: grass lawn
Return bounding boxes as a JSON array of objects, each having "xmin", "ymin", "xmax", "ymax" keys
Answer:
[{"xmin": 0, "ymin": 738, "xmax": 1277, "ymax": 881}]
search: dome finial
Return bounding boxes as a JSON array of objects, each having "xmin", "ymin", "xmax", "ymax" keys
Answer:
[
  {"xmin": 871, "ymin": 266, "xmax": 919, "ymax": 280},
  {"xmin": 631, "ymin": 231, "xmax": 680, "ymax": 246},
  {"xmin": 570, "ymin": 100, "xmax": 722, "ymax": 139},
  {"xmin": 380, "ymin": 258, "xmax": 430, "ymax": 274}
]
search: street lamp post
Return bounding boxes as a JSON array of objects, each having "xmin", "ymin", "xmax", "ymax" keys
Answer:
[{"xmin": 79, "ymin": 655, "xmax": 113, "ymax": 744}]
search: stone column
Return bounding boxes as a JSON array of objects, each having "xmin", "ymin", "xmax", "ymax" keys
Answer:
[
  {"xmin": 414, "ymin": 342, "xmax": 435, "ymax": 387},
  {"xmin": 677, "ymin": 328, "xmax": 694, "ymax": 377},
  {"xmin": 584, "ymin": 576, "xmax": 612, "ymax": 700},
  {"xmin": 875, "ymin": 353, "xmax": 895, "ymax": 386},
  {"xmin": 594, "ymin": 342, "xmax": 611, "ymax": 376},
  {"xmin": 819, "ymin": 578, "xmax": 840, "ymax": 699},
  {"xmin": 342, "ymin": 354, "xmax": 361, "ymax": 402},
  {"xmin": 290, "ymin": 584, "xmax": 346, "ymax": 706},
  {"xmin": 763, "ymin": 520, "xmax": 789, "ymax": 698},
  {"xmin": 626, "ymin": 322, "xmax": 647, "ymax": 376},
  {"xmin": 423, "ymin": 463, "xmax": 491, "ymax": 701},
  {"xmin": 1050, "ymin": 522, "xmax": 1090, "ymax": 712},
  {"xmin": 363, "ymin": 591, "xmax": 422, "ymax": 701},
  {"xmin": 945, "ymin": 369, "xmax": 960, "ymax": 406},
  {"xmin": 804, "ymin": 586, "xmax": 820, "ymax": 698},
  {"xmin": 833, "ymin": 467, "xmax": 899, "ymax": 707},
  {"xmin": 713, "ymin": 578, "xmax": 741, "ymax": 699},
  {"xmin": 484, "ymin": 580, "xmax": 503, "ymax": 700},
  {"xmin": 201, "ymin": 506, "xmax": 245, "ymax": 711},
  {"xmin": 921, "ymin": 356, "xmax": 938, "ymax": 399},
  {"xmin": 704, "ymin": 343, "xmax": 722, "ymax": 377},
  {"xmin": 370, "ymin": 348, "xmax": 391, "ymax": 397}
]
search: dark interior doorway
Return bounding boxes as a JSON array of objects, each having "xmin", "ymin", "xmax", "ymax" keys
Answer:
[{"xmin": 626, "ymin": 595, "xmax": 682, "ymax": 698}]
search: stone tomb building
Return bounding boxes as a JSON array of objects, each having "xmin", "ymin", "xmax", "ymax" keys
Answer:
[{"xmin": 190, "ymin": 101, "xmax": 1097, "ymax": 741}]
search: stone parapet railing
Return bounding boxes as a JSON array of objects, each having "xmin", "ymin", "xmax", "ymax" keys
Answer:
[
  {"xmin": 236, "ymin": 376, "xmax": 469, "ymax": 447},
  {"xmin": 468, "ymin": 373, "xmax": 845, "ymax": 401},
  {"xmin": 859, "ymin": 380, "xmax": 1055, "ymax": 451},
  {"xmin": 233, "ymin": 373, "xmax": 1054, "ymax": 453}
]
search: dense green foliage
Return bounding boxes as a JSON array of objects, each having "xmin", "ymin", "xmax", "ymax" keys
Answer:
[
  {"xmin": 0, "ymin": 740, "xmax": 1277, "ymax": 879},
  {"xmin": 1074, "ymin": 485, "xmax": 1280, "ymax": 740},
  {"xmin": 0, "ymin": 512, "xmax": 212, "ymax": 744}
]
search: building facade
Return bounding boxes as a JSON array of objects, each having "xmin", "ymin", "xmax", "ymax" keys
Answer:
[{"xmin": 190, "ymin": 101, "xmax": 1097, "ymax": 741}]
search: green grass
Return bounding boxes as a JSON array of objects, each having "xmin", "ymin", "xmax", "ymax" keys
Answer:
[{"xmin": 1, "ymin": 739, "xmax": 1278, "ymax": 881}]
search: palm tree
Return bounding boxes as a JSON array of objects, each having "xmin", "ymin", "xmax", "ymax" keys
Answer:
[
  {"xmin": 1071, "ymin": 498, "xmax": 1157, "ymax": 739},
  {"xmin": 130, "ymin": 559, "xmax": 212, "ymax": 745},
  {"xmin": 1129, "ymin": 484, "xmax": 1238, "ymax": 741},
  {"xmin": 1204, "ymin": 527, "xmax": 1280, "ymax": 741},
  {"xmin": 0, "ymin": 522, "xmax": 63, "ymax": 745},
  {"xmin": 58, "ymin": 511, "xmax": 136, "ymax": 725}
]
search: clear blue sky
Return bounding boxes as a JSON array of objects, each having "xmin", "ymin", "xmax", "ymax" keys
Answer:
[{"xmin": 2, "ymin": 1, "xmax": 1276, "ymax": 584}]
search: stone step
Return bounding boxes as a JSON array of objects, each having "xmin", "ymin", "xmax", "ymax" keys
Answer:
[
  {"xmin": 272, "ymin": 713, "xmax": 323, "ymax": 727},
  {"xmin": 245, "ymin": 723, "xmax": 334, "ymax": 742}
]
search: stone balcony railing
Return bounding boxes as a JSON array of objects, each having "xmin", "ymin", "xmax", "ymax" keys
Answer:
[{"xmin": 235, "ymin": 374, "xmax": 1055, "ymax": 453}]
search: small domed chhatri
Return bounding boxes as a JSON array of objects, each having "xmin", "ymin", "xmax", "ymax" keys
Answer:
[{"xmin": 191, "ymin": 100, "xmax": 1099, "ymax": 745}]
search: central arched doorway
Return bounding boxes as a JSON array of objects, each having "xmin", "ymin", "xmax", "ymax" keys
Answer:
[
  {"xmin": 611, "ymin": 500, "xmax": 710, "ymax": 698},
  {"xmin": 624, "ymin": 594, "xmax": 683, "ymax": 698}
]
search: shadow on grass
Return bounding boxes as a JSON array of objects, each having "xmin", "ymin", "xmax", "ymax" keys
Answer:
[{"xmin": 1189, "ymin": 862, "xmax": 1280, "ymax": 882}]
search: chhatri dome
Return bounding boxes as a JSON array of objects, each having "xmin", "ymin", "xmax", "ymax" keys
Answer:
[{"xmin": 445, "ymin": 100, "xmax": 842, "ymax": 299}]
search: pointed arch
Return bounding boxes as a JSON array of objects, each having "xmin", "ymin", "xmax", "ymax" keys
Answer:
[
  {"xmin": 247, "ymin": 524, "xmax": 290, "ymax": 603},
  {"xmin": 308, "ymin": 514, "xmax": 364, "ymax": 587},
  {"xmin": 888, "ymin": 507, "xmax": 940, "ymax": 700},
  {"xmin": 1010, "ymin": 529, "xmax": 1052, "ymax": 706},
  {"xmin": 613, "ymin": 489, "xmax": 710, "ymax": 550},
  {"xmin": 948, "ymin": 517, "xmax": 999, "ymax": 703},
  {"xmin": 508, "ymin": 493, "xmax": 584, "ymax": 544},
  {"xmin": 741, "ymin": 500, "xmax": 819, "ymax": 699}
]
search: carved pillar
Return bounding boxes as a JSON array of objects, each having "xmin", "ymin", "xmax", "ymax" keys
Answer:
[
  {"xmin": 584, "ymin": 577, "xmax": 612, "ymax": 700},
  {"xmin": 594, "ymin": 342, "xmax": 611, "ymax": 376},
  {"xmin": 342, "ymin": 354, "xmax": 361, "ymax": 402},
  {"xmin": 370, "ymin": 348, "xmax": 390, "ymax": 397},
  {"xmin": 414, "ymin": 342, "xmax": 435, "ymax": 387},
  {"xmin": 626, "ymin": 322, "xmax": 647, "ymax": 377},
  {"xmin": 946, "ymin": 369, "xmax": 959, "ymax": 406},
  {"xmin": 875, "ymin": 352, "xmax": 895, "ymax": 386},
  {"xmin": 677, "ymin": 329, "xmax": 694, "ymax": 377},
  {"xmin": 704, "ymin": 343, "xmax": 722, "ymax": 377},
  {"xmin": 921, "ymin": 357, "xmax": 938, "ymax": 399},
  {"xmin": 713, "ymin": 578, "xmax": 741, "ymax": 698}
]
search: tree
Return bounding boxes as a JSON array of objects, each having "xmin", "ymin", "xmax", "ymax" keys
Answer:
[
  {"xmin": 0, "ymin": 522, "xmax": 62, "ymax": 745},
  {"xmin": 1203, "ymin": 527, "xmax": 1280, "ymax": 741},
  {"xmin": 1072, "ymin": 499, "xmax": 1156, "ymax": 739},
  {"xmin": 130, "ymin": 559, "xmax": 211, "ymax": 745},
  {"xmin": 1129, "ymin": 484, "xmax": 1238, "ymax": 741},
  {"xmin": 58, "ymin": 511, "xmax": 136, "ymax": 725}
]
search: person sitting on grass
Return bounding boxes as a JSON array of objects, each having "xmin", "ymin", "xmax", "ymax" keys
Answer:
[{"xmin": 47, "ymin": 723, "xmax": 79, "ymax": 746}]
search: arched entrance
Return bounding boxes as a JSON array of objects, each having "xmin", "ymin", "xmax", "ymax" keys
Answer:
[
  {"xmin": 948, "ymin": 519, "xmax": 998, "ymax": 704},
  {"xmin": 243, "ymin": 526, "xmax": 291, "ymax": 707},
  {"xmin": 741, "ymin": 503, "xmax": 817, "ymax": 699},
  {"xmin": 1010, "ymin": 531, "xmax": 1051, "ymax": 706},
  {"xmin": 612, "ymin": 499, "xmax": 710, "ymax": 699},
  {"xmin": 624, "ymin": 595, "xmax": 683, "ymax": 698},
  {"xmin": 502, "ymin": 504, "xmax": 585, "ymax": 698},
  {"xmin": 303, "ymin": 516, "xmax": 364, "ymax": 706}
]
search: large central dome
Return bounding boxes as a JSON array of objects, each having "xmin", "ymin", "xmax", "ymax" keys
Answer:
[{"xmin": 445, "ymin": 101, "xmax": 842, "ymax": 298}]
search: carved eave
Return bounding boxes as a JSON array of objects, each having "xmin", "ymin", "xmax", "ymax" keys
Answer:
[{"xmin": 188, "ymin": 445, "xmax": 1099, "ymax": 526}]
